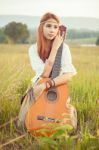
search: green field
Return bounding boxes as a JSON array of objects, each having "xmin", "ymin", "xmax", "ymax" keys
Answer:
[
  {"xmin": 0, "ymin": 44, "xmax": 99, "ymax": 150},
  {"xmin": 66, "ymin": 37, "xmax": 97, "ymax": 45}
]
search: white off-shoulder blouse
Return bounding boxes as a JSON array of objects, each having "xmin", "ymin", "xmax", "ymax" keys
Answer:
[{"xmin": 29, "ymin": 43, "xmax": 77, "ymax": 84}]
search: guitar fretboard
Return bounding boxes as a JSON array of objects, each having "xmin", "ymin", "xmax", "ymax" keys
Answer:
[{"xmin": 50, "ymin": 43, "xmax": 63, "ymax": 79}]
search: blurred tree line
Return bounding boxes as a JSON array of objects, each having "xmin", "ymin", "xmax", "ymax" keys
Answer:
[
  {"xmin": 0, "ymin": 22, "xmax": 30, "ymax": 44},
  {"xmin": 0, "ymin": 21, "xmax": 99, "ymax": 45}
]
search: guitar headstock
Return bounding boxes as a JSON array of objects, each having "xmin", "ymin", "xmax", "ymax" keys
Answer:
[{"xmin": 59, "ymin": 25, "xmax": 67, "ymax": 38}]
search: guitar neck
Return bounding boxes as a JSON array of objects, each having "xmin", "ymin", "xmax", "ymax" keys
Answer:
[{"xmin": 50, "ymin": 43, "xmax": 63, "ymax": 79}]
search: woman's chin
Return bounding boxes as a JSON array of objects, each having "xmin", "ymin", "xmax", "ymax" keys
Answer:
[{"xmin": 47, "ymin": 37, "xmax": 55, "ymax": 40}]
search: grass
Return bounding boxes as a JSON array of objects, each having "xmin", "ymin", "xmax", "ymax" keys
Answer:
[
  {"xmin": 0, "ymin": 44, "xmax": 99, "ymax": 150},
  {"xmin": 66, "ymin": 37, "xmax": 97, "ymax": 45}
]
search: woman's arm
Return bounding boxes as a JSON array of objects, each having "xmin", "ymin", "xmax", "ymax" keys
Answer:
[
  {"xmin": 33, "ymin": 73, "xmax": 74, "ymax": 99},
  {"xmin": 41, "ymin": 48, "xmax": 57, "ymax": 77},
  {"xmin": 52, "ymin": 73, "xmax": 74, "ymax": 86},
  {"xmin": 41, "ymin": 34, "xmax": 63, "ymax": 78}
]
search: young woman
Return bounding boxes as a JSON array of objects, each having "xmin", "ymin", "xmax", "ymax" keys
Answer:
[{"xmin": 28, "ymin": 12, "xmax": 77, "ymax": 129}]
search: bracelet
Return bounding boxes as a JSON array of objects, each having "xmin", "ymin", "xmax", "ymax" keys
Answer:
[
  {"xmin": 45, "ymin": 80, "xmax": 52, "ymax": 90},
  {"xmin": 48, "ymin": 80, "xmax": 53, "ymax": 88},
  {"xmin": 51, "ymin": 79, "xmax": 55, "ymax": 87},
  {"xmin": 46, "ymin": 81, "xmax": 51, "ymax": 90},
  {"xmin": 45, "ymin": 79, "xmax": 56, "ymax": 90}
]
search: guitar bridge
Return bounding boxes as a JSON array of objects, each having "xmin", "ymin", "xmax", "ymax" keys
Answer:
[{"xmin": 37, "ymin": 115, "xmax": 60, "ymax": 123}]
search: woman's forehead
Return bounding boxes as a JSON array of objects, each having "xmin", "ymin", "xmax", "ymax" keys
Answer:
[{"xmin": 44, "ymin": 18, "xmax": 59, "ymax": 25}]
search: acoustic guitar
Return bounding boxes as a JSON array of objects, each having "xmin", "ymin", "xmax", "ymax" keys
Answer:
[{"xmin": 25, "ymin": 26, "xmax": 71, "ymax": 136}]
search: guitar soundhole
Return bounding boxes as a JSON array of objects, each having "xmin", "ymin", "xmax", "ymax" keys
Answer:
[{"xmin": 47, "ymin": 90, "xmax": 57, "ymax": 101}]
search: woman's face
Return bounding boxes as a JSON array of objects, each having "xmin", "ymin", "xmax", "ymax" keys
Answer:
[{"xmin": 43, "ymin": 18, "xmax": 59, "ymax": 40}]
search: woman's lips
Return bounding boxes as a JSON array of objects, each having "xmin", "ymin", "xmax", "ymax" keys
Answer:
[{"xmin": 48, "ymin": 34, "xmax": 54, "ymax": 37}]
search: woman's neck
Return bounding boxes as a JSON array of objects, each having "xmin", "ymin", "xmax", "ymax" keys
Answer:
[
  {"xmin": 46, "ymin": 39, "xmax": 54, "ymax": 52},
  {"xmin": 46, "ymin": 40, "xmax": 51, "ymax": 48}
]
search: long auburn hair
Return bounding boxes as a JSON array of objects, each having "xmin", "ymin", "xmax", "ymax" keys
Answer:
[{"xmin": 37, "ymin": 12, "xmax": 60, "ymax": 62}]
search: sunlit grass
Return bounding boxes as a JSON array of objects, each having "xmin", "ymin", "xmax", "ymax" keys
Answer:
[{"xmin": 0, "ymin": 44, "xmax": 99, "ymax": 149}]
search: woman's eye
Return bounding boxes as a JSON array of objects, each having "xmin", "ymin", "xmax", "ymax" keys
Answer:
[
  {"xmin": 54, "ymin": 25, "xmax": 58, "ymax": 29},
  {"xmin": 46, "ymin": 24, "xmax": 58, "ymax": 29},
  {"xmin": 46, "ymin": 24, "xmax": 51, "ymax": 27}
]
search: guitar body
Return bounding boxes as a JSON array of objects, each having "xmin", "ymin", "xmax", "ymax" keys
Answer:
[{"xmin": 25, "ymin": 78, "xmax": 71, "ymax": 136}]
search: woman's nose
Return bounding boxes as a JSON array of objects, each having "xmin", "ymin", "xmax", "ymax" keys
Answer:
[{"xmin": 50, "ymin": 27, "xmax": 55, "ymax": 33}]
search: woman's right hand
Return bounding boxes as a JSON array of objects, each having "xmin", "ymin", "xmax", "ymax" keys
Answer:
[
  {"xmin": 48, "ymin": 31, "xmax": 64, "ymax": 62},
  {"xmin": 51, "ymin": 31, "xmax": 64, "ymax": 52}
]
